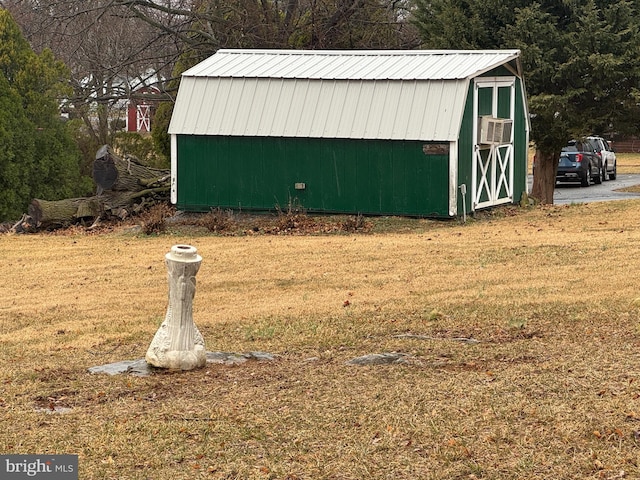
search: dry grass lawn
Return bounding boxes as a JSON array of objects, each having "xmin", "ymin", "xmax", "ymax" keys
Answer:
[
  {"xmin": 3, "ymin": 197, "xmax": 640, "ymax": 479},
  {"xmin": 618, "ymin": 153, "xmax": 640, "ymax": 174}
]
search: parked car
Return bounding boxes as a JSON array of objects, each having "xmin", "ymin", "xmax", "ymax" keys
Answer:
[
  {"xmin": 587, "ymin": 136, "xmax": 617, "ymax": 180},
  {"xmin": 556, "ymin": 140, "xmax": 603, "ymax": 187}
]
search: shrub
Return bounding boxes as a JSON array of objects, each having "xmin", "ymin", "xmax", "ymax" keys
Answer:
[
  {"xmin": 140, "ymin": 203, "xmax": 173, "ymax": 235},
  {"xmin": 199, "ymin": 207, "xmax": 236, "ymax": 233},
  {"xmin": 341, "ymin": 214, "xmax": 370, "ymax": 232},
  {"xmin": 273, "ymin": 196, "xmax": 310, "ymax": 232}
]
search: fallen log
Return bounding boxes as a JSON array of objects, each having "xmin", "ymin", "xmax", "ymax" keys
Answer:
[
  {"xmin": 93, "ymin": 145, "xmax": 170, "ymax": 194},
  {"xmin": 13, "ymin": 145, "xmax": 171, "ymax": 230},
  {"xmin": 28, "ymin": 188, "xmax": 170, "ymax": 228},
  {"xmin": 29, "ymin": 197, "xmax": 104, "ymax": 226}
]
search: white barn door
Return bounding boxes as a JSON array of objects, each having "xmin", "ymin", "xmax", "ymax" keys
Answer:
[
  {"xmin": 137, "ymin": 104, "xmax": 152, "ymax": 133},
  {"xmin": 472, "ymin": 78, "xmax": 515, "ymax": 210}
]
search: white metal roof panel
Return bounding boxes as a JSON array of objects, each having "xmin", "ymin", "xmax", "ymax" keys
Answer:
[
  {"xmin": 169, "ymin": 76, "xmax": 470, "ymax": 141},
  {"xmin": 169, "ymin": 49, "xmax": 521, "ymax": 141},
  {"xmin": 181, "ymin": 49, "xmax": 521, "ymax": 81}
]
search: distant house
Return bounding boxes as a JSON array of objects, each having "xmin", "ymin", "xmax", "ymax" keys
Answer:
[
  {"xmin": 126, "ymin": 85, "xmax": 162, "ymax": 133},
  {"xmin": 168, "ymin": 49, "xmax": 530, "ymax": 218}
]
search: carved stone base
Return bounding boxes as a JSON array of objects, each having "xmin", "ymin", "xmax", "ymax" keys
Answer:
[
  {"xmin": 145, "ymin": 322, "xmax": 207, "ymax": 370},
  {"xmin": 145, "ymin": 245, "xmax": 207, "ymax": 370}
]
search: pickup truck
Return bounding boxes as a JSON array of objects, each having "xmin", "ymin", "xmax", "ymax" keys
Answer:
[
  {"xmin": 587, "ymin": 136, "xmax": 617, "ymax": 180},
  {"xmin": 556, "ymin": 140, "xmax": 603, "ymax": 187}
]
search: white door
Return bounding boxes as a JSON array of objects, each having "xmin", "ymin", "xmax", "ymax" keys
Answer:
[
  {"xmin": 136, "ymin": 104, "xmax": 151, "ymax": 132},
  {"xmin": 472, "ymin": 78, "xmax": 515, "ymax": 210}
]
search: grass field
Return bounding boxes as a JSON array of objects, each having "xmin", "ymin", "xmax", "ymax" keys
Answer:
[
  {"xmin": 3, "ymin": 194, "xmax": 640, "ymax": 478},
  {"xmin": 617, "ymin": 153, "xmax": 640, "ymax": 174}
]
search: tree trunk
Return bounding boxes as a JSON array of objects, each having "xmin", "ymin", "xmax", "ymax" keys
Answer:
[
  {"xmin": 93, "ymin": 145, "xmax": 170, "ymax": 194},
  {"xmin": 28, "ymin": 187, "xmax": 170, "ymax": 228},
  {"xmin": 29, "ymin": 197, "xmax": 105, "ymax": 226},
  {"xmin": 23, "ymin": 145, "xmax": 171, "ymax": 229},
  {"xmin": 530, "ymin": 149, "xmax": 558, "ymax": 204}
]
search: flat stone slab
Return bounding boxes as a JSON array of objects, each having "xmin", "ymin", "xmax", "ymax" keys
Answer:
[
  {"xmin": 88, "ymin": 359, "xmax": 154, "ymax": 376},
  {"xmin": 89, "ymin": 351, "xmax": 277, "ymax": 376},
  {"xmin": 346, "ymin": 352, "xmax": 410, "ymax": 366}
]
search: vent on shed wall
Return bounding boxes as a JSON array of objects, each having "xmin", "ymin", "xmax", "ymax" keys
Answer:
[{"xmin": 478, "ymin": 116, "xmax": 512, "ymax": 145}]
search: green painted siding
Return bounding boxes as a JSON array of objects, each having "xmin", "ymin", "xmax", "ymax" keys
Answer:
[
  {"xmin": 176, "ymin": 136, "xmax": 451, "ymax": 217},
  {"xmin": 457, "ymin": 85, "xmax": 475, "ymax": 216}
]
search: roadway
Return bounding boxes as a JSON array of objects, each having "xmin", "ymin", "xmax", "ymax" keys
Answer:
[{"xmin": 527, "ymin": 174, "xmax": 640, "ymax": 205}]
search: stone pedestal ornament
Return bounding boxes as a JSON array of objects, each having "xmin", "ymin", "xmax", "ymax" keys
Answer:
[{"xmin": 146, "ymin": 245, "xmax": 207, "ymax": 370}]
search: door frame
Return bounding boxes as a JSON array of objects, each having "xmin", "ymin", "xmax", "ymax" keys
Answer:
[{"xmin": 471, "ymin": 77, "xmax": 516, "ymax": 211}]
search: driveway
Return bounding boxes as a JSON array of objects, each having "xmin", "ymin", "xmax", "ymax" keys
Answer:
[{"xmin": 527, "ymin": 174, "xmax": 640, "ymax": 204}]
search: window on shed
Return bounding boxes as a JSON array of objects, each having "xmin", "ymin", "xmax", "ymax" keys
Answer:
[{"xmin": 477, "ymin": 87, "xmax": 493, "ymax": 116}]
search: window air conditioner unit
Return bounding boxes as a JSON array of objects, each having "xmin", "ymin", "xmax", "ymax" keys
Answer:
[{"xmin": 479, "ymin": 116, "xmax": 513, "ymax": 145}]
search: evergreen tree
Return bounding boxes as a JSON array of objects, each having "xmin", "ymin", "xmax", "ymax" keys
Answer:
[
  {"xmin": 0, "ymin": 72, "xmax": 35, "ymax": 221},
  {"xmin": 0, "ymin": 9, "xmax": 91, "ymax": 222},
  {"xmin": 412, "ymin": 0, "xmax": 640, "ymax": 203}
]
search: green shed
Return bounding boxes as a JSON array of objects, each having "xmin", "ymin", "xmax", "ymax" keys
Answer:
[{"xmin": 168, "ymin": 49, "xmax": 529, "ymax": 218}]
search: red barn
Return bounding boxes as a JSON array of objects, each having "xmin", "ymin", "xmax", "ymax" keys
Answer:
[{"xmin": 126, "ymin": 85, "xmax": 162, "ymax": 133}]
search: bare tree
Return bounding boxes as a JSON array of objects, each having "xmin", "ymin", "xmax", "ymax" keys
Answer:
[
  {"xmin": 3, "ymin": 0, "xmax": 419, "ymax": 153},
  {"xmin": 3, "ymin": 0, "xmax": 182, "ymax": 147}
]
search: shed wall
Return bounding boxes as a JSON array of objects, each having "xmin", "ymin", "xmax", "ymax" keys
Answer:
[
  {"xmin": 456, "ymin": 85, "xmax": 475, "ymax": 215},
  {"xmin": 175, "ymin": 135, "xmax": 451, "ymax": 217}
]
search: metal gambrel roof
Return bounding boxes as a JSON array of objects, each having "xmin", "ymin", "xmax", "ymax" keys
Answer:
[
  {"xmin": 169, "ymin": 49, "xmax": 522, "ymax": 141},
  {"xmin": 182, "ymin": 49, "xmax": 522, "ymax": 80}
]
